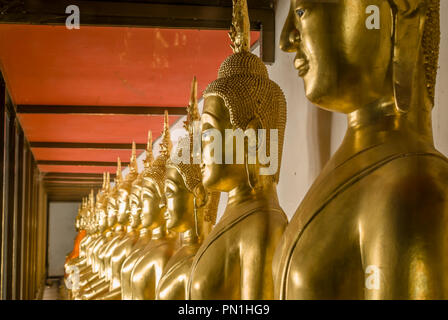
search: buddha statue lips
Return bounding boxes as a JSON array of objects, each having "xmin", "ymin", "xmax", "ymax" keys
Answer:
[
  {"xmin": 274, "ymin": 0, "xmax": 448, "ymax": 300},
  {"xmin": 188, "ymin": 0, "xmax": 288, "ymax": 300}
]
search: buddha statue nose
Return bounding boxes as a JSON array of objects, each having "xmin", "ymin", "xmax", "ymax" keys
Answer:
[{"xmin": 280, "ymin": 8, "xmax": 301, "ymax": 53}]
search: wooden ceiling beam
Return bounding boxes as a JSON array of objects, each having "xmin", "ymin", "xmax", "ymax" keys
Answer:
[
  {"xmin": 43, "ymin": 177, "xmax": 103, "ymax": 182},
  {"xmin": 16, "ymin": 105, "xmax": 187, "ymax": 115},
  {"xmin": 37, "ymin": 160, "xmax": 128, "ymax": 166},
  {"xmin": 42, "ymin": 172, "xmax": 117, "ymax": 178},
  {"xmin": 30, "ymin": 142, "xmax": 147, "ymax": 150}
]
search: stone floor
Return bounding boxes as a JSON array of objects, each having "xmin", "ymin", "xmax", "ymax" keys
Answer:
[{"xmin": 42, "ymin": 278, "xmax": 63, "ymax": 300}]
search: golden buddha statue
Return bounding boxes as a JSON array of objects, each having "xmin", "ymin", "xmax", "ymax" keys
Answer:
[
  {"xmin": 81, "ymin": 145, "xmax": 140, "ymax": 299},
  {"xmin": 69, "ymin": 181, "xmax": 111, "ymax": 291},
  {"xmin": 76, "ymin": 172, "xmax": 114, "ymax": 285},
  {"xmin": 273, "ymin": 0, "xmax": 447, "ymax": 299},
  {"xmin": 128, "ymin": 111, "xmax": 179, "ymax": 300},
  {"xmin": 69, "ymin": 191, "xmax": 96, "ymax": 269},
  {"xmin": 76, "ymin": 197, "xmax": 92, "ymax": 258},
  {"xmin": 188, "ymin": 0, "xmax": 288, "ymax": 300},
  {"xmin": 112, "ymin": 132, "xmax": 159, "ymax": 300},
  {"xmin": 156, "ymin": 77, "xmax": 220, "ymax": 300},
  {"xmin": 66, "ymin": 194, "xmax": 95, "ymax": 271},
  {"xmin": 70, "ymin": 190, "xmax": 105, "ymax": 298},
  {"xmin": 97, "ymin": 132, "xmax": 156, "ymax": 300},
  {"xmin": 74, "ymin": 169, "xmax": 120, "ymax": 298},
  {"xmin": 65, "ymin": 198, "xmax": 87, "ymax": 267},
  {"xmin": 65, "ymin": 198, "xmax": 89, "ymax": 299}
]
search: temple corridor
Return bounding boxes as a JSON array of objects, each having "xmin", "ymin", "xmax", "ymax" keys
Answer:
[{"xmin": 0, "ymin": 0, "xmax": 447, "ymax": 302}]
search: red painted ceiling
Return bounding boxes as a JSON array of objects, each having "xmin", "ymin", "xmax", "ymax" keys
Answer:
[{"xmin": 0, "ymin": 24, "xmax": 260, "ymax": 176}]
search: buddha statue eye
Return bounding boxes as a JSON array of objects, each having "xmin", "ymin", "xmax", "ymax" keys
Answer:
[{"xmin": 296, "ymin": 8, "xmax": 305, "ymax": 18}]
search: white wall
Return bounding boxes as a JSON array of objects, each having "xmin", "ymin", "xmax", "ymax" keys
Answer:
[
  {"xmin": 433, "ymin": 0, "xmax": 448, "ymax": 156},
  {"xmin": 48, "ymin": 202, "xmax": 79, "ymax": 277}
]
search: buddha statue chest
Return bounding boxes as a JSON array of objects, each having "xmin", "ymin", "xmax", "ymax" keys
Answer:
[
  {"xmin": 156, "ymin": 244, "xmax": 200, "ymax": 300},
  {"xmin": 130, "ymin": 237, "xmax": 179, "ymax": 300},
  {"xmin": 276, "ymin": 153, "xmax": 448, "ymax": 300},
  {"xmin": 189, "ymin": 204, "xmax": 287, "ymax": 300}
]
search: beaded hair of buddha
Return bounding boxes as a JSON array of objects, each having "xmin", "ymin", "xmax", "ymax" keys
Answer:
[
  {"xmin": 387, "ymin": 0, "xmax": 440, "ymax": 110},
  {"xmin": 130, "ymin": 131, "xmax": 154, "ymax": 203},
  {"xmin": 117, "ymin": 142, "xmax": 139, "ymax": 195},
  {"xmin": 420, "ymin": 0, "xmax": 439, "ymax": 105},
  {"xmin": 107, "ymin": 158, "xmax": 123, "ymax": 209},
  {"xmin": 95, "ymin": 172, "xmax": 110, "ymax": 209},
  {"xmin": 142, "ymin": 110, "xmax": 172, "ymax": 197},
  {"xmin": 203, "ymin": 0, "xmax": 287, "ymax": 183}
]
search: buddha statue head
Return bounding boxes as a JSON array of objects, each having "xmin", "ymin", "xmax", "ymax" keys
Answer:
[
  {"xmin": 95, "ymin": 172, "xmax": 110, "ymax": 232},
  {"xmin": 140, "ymin": 111, "xmax": 172, "ymax": 230},
  {"xmin": 79, "ymin": 197, "xmax": 91, "ymax": 233},
  {"xmin": 166, "ymin": 77, "xmax": 220, "ymax": 237},
  {"xmin": 75, "ymin": 198, "xmax": 86, "ymax": 231},
  {"xmin": 201, "ymin": 0, "xmax": 287, "ymax": 193},
  {"xmin": 86, "ymin": 189, "xmax": 102, "ymax": 233},
  {"xmin": 129, "ymin": 131, "xmax": 154, "ymax": 229},
  {"xmin": 280, "ymin": 0, "xmax": 440, "ymax": 132},
  {"xmin": 116, "ymin": 142, "xmax": 140, "ymax": 225},
  {"xmin": 106, "ymin": 159, "xmax": 123, "ymax": 228}
]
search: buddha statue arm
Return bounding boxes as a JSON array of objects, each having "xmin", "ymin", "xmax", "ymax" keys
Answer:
[{"xmin": 363, "ymin": 177, "xmax": 448, "ymax": 300}]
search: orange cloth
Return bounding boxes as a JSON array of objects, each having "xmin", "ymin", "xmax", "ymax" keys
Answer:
[{"xmin": 65, "ymin": 229, "xmax": 86, "ymax": 263}]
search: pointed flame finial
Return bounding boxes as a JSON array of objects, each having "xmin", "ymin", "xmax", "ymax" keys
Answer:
[
  {"xmin": 116, "ymin": 157, "xmax": 123, "ymax": 184},
  {"xmin": 102, "ymin": 172, "xmax": 106, "ymax": 190},
  {"xmin": 229, "ymin": 0, "xmax": 250, "ymax": 53},
  {"xmin": 159, "ymin": 110, "xmax": 172, "ymax": 157},
  {"xmin": 184, "ymin": 76, "xmax": 200, "ymax": 134},
  {"xmin": 144, "ymin": 130, "xmax": 154, "ymax": 168},
  {"xmin": 129, "ymin": 141, "xmax": 138, "ymax": 173},
  {"xmin": 105, "ymin": 172, "xmax": 110, "ymax": 192}
]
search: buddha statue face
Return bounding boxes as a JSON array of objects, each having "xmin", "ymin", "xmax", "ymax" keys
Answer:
[
  {"xmin": 75, "ymin": 216, "xmax": 80, "ymax": 231},
  {"xmin": 141, "ymin": 179, "xmax": 164, "ymax": 229},
  {"xmin": 201, "ymin": 96, "xmax": 249, "ymax": 192},
  {"xmin": 97, "ymin": 210, "xmax": 108, "ymax": 232},
  {"xmin": 95, "ymin": 198, "xmax": 107, "ymax": 229},
  {"xmin": 106, "ymin": 200, "xmax": 118, "ymax": 227},
  {"xmin": 129, "ymin": 192, "xmax": 142, "ymax": 228},
  {"xmin": 164, "ymin": 167, "xmax": 195, "ymax": 232},
  {"xmin": 280, "ymin": 0, "xmax": 394, "ymax": 113},
  {"xmin": 117, "ymin": 189, "xmax": 129, "ymax": 222}
]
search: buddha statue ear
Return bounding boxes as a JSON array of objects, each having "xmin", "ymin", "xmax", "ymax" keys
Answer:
[
  {"xmin": 192, "ymin": 184, "xmax": 207, "ymax": 209},
  {"xmin": 388, "ymin": 0, "xmax": 427, "ymax": 112},
  {"xmin": 245, "ymin": 118, "xmax": 262, "ymax": 190}
]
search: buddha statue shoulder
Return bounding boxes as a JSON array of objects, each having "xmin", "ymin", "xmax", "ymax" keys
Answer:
[
  {"xmin": 188, "ymin": 0, "xmax": 288, "ymax": 300},
  {"xmin": 156, "ymin": 77, "xmax": 220, "ymax": 300},
  {"xmin": 274, "ymin": 0, "xmax": 448, "ymax": 299},
  {"xmin": 129, "ymin": 111, "xmax": 180, "ymax": 300}
]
